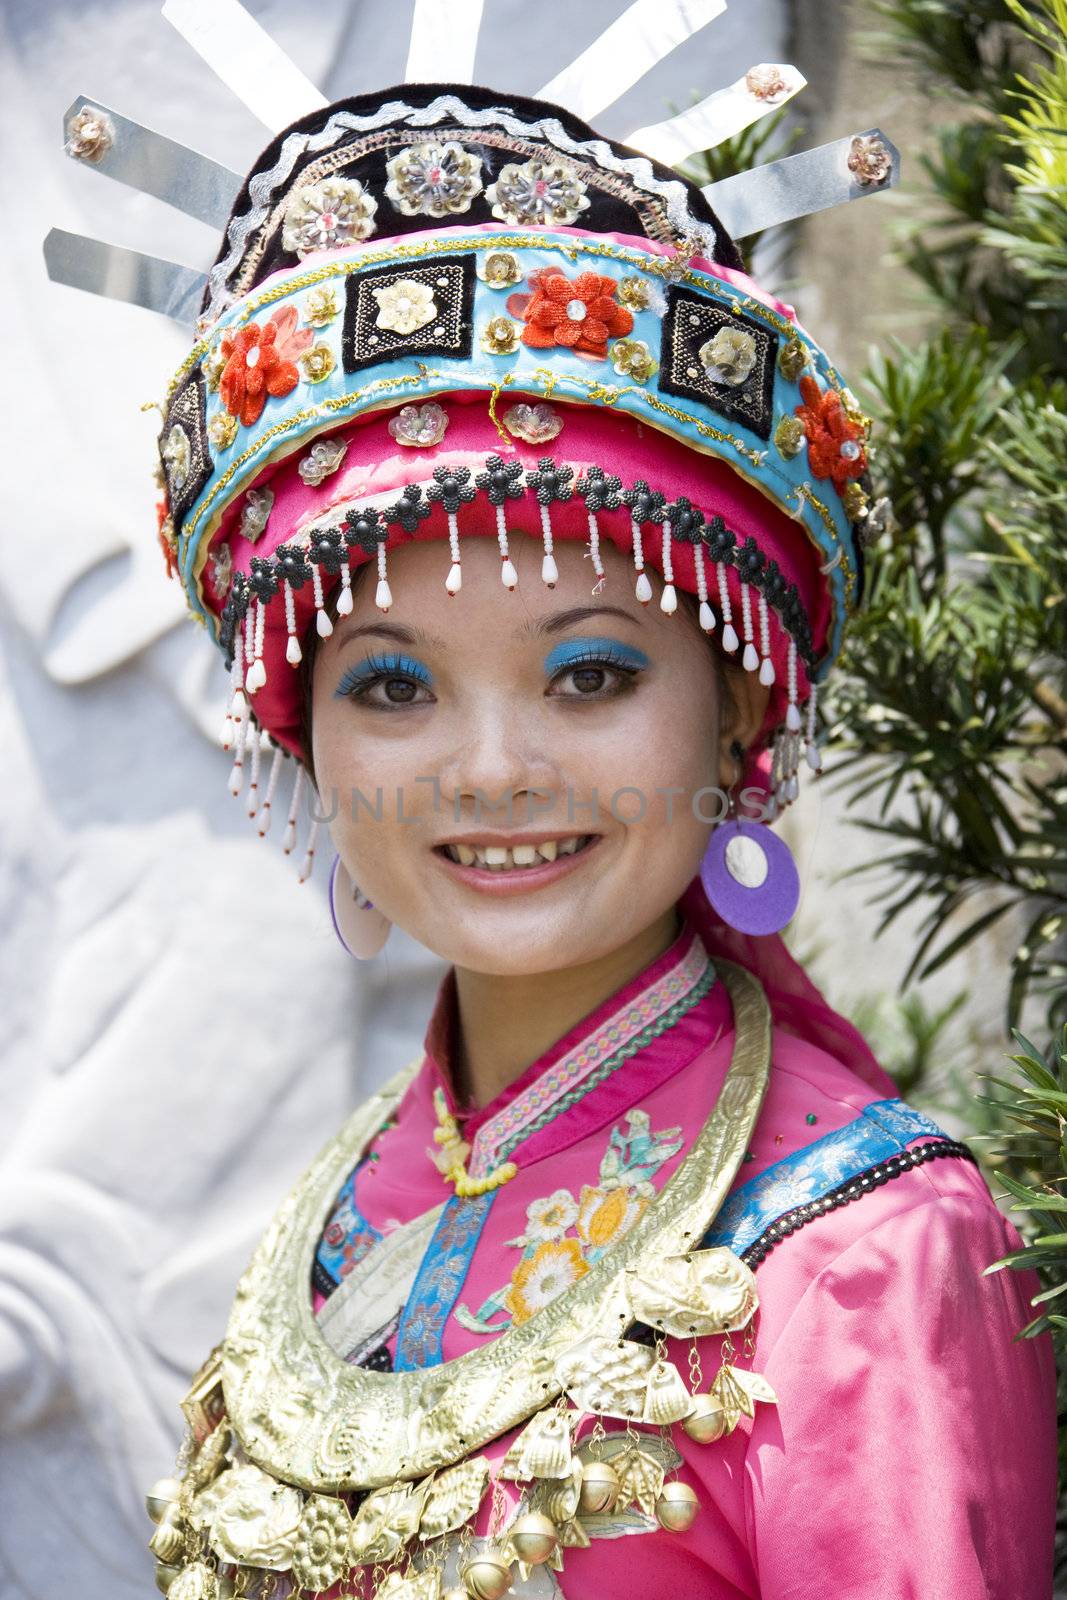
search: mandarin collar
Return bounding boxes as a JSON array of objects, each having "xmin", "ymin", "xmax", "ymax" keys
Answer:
[{"xmin": 420, "ymin": 915, "xmax": 714, "ymax": 1152}]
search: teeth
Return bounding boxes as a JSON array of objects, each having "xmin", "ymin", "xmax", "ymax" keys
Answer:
[{"xmin": 443, "ymin": 837, "xmax": 590, "ymax": 870}]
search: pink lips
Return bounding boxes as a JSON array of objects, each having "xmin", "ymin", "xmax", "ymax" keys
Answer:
[{"xmin": 432, "ymin": 835, "xmax": 601, "ymax": 895}]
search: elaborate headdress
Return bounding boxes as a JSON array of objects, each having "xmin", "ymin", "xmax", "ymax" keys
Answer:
[{"xmin": 46, "ymin": 0, "xmax": 898, "ymax": 886}]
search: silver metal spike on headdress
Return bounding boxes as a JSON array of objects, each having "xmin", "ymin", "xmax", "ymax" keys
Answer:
[
  {"xmin": 161, "ymin": 0, "xmax": 327, "ymax": 132},
  {"xmin": 406, "ymin": 0, "xmax": 485, "ymax": 84},
  {"xmin": 537, "ymin": 0, "xmax": 727, "ymax": 120},
  {"xmin": 42, "ymin": 230, "xmax": 207, "ymax": 322},
  {"xmin": 624, "ymin": 65, "xmax": 806, "ymax": 164},
  {"xmin": 703, "ymin": 129, "xmax": 901, "ymax": 238},
  {"xmin": 62, "ymin": 98, "xmax": 242, "ymax": 229}
]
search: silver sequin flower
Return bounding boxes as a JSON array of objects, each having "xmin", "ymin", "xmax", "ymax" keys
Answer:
[
  {"xmin": 502, "ymin": 401, "xmax": 563, "ymax": 444},
  {"xmin": 847, "ymin": 135, "xmax": 893, "ymax": 187},
  {"xmin": 387, "ymin": 403, "xmax": 449, "ymax": 448},
  {"xmin": 699, "ymin": 326, "xmax": 758, "ymax": 387},
  {"xmin": 240, "ymin": 486, "xmax": 275, "ymax": 543},
  {"xmin": 385, "ymin": 141, "xmax": 484, "ymax": 218},
  {"xmin": 65, "ymin": 104, "xmax": 114, "ymax": 163},
  {"xmin": 486, "ymin": 159, "xmax": 590, "ymax": 227},
  {"xmin": 298, "ymin": 438, "xmax": 349, "ymax": 486},
  {"xmin": 476, "ymin": 251, "xmax": 523, "ymax": 289},
  {"xmin": 163, "ymin": 425, "xmax": 191, "ymax": 491},
  {"xmin": 281, "ymin": 176, "xmax": 378, "ymax": 257}
]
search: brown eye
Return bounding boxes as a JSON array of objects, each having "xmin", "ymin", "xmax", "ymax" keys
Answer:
[
  {"xmin": 572, "ymin": 666, "xmax": 608, "ymax": 694},
  {"xmin": 382, "ymin": 678, "xmax": 419, "ymax": 704}
]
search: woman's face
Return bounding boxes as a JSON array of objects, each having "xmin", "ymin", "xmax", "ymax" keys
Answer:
[{"xmin": 311, "ymin": 530, "xmax": 763, "ymax": 976}]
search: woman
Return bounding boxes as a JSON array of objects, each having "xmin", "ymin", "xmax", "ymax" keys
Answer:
[{"xmin": 110, "ymin": 79, "xmax": 1054, "ymax": 1600}]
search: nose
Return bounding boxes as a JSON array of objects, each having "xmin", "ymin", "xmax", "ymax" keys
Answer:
[{"xmin": 438, "ymin": 698, "xmax": 562, "ymax": 828}]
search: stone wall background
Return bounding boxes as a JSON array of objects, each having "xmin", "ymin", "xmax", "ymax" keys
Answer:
[{"xmin": 0, "ymin": 4, "xmax": 998, "ymax": 1595}]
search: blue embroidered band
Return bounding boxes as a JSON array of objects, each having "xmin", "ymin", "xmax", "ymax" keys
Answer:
[
  {"xmin": 704, "ymin": 1097, "xmax": 955, "ymax": 1259},
  {"xmin": 394, "ymin": 1192, "xmax": 497, "ymax": 1371}
]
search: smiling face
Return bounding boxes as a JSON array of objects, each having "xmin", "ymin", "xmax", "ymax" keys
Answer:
[{"xmin": 309, "ymin": 530, "xmax": 766, "ymax": 977}]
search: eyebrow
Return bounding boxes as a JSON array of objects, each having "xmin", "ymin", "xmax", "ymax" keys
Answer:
[
  {"xmin": 524, "ymin": 606, "xmax": 643, "ymax": 637},
  {"xmin": 332, "ymin": 605, "xmax": 642, "ymax": 654}
]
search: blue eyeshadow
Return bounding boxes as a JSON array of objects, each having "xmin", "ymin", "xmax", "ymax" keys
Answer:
[
  {"xmin": 543, "ymin": 637, "xmax": 651, "ymax": 675},
  {"xmin": 334, "ymin": 652, "xmax": 433, "ymax": 697}
]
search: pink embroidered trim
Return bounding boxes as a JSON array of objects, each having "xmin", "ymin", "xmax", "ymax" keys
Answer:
[{"xmin": 468, "ymin": 933, "xmax": 712, "ymax": 1177}]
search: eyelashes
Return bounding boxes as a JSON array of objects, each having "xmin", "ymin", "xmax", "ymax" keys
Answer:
[
  {"xmin": 335, "ymin": 642, "xmax": 649, "ymax": 710},
  {"xmin": 543, "ymin": 638, "xmax": 651, "ymax": 676},
  {"xmin": 335, "ymin": 652, "xmax": 431, "ymax": 697}
]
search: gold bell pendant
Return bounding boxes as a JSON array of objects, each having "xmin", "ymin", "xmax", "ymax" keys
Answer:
[
  {"xmin": 577, "ymin": 1458, "xmax": 619, "ymax": 1515},
  {"xmin": 682, "ymin": 1393, "xmax": 729, "ymax": 1444},
  {"xmin": 148, "ymin": 1506, "xmax": 186, "ymax": 1564},
  {"xmin": 509, "ymin": 1513, "xmax": 559, "ymax": 1566},
  {"xmin": 460, "ymin": 1550, "xmax": 514, "ymax": 1600},
  {"xmin": 654, "ymin": 1480, "xmax": 700, "ymax": 1532},
  {"xmin": 146, "ymin": 1476, "xmax": 183, "ymax": 1524}
]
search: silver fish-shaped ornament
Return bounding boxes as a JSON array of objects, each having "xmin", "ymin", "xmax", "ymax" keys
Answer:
[
  {"xmin": 350, "ymin": 1480, "xmax": 430, "ymax": 1565},
  {"xmin": 625, "ymin": 1248, "xmax": 758, "ymax": 1339},
  {"xmin": 554, "ymin": 1336, "xmax": 654, "ymax": 1421},
  {"xmin": 419, "ymin": 1457, "xmax": 490, "ymax": 1541}
]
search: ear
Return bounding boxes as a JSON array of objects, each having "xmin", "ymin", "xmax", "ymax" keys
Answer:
[{"xmin": 716, "ymin": 662, "xmax": 771, "ymax": 791}]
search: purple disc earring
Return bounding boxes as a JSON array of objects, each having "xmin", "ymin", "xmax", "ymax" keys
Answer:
[
  {"xmin": 700, "ymin": 817, "xmax": 800, "ymax": 935},
  {"xmin": 329, "ymin": 854, "xmax": 392, "ymax": 959}
]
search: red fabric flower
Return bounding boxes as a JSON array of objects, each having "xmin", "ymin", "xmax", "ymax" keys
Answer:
[
  {"xmin": 794, "ymin": 374, "xmax": 867, "ymax": 493},
  {"xmin": 219, "ymin": 305, "xmax": 312, "ymax": 427},
  {"xmin": 521, "ymin": 270, "xmax": 634, "ymax": 358},
  {"xmin": 156, "ymin": 495, "xmax": 177, "ymax": 579}
]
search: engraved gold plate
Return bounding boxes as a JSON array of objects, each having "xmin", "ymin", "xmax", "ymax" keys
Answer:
[{"xmin": 221, "ymin": 960, "xmax": 771, "ymax": 1490}]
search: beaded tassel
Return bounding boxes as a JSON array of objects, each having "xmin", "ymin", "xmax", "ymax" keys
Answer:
[
  {"xmin": 336, "ymin": 553, "xmax": 354, "ymax": 616},
  {"xmin": 257, "ymin": 744, "xmax": 285, "ymax": 836},
  {"xmin": 282, "ymin": 762, "xmax": 305, "ymax": 855},
  {"xmin": 659, "ymin": 521, "xmax": 677, "ymax": 614},
  {"xmin": 221, "ymin": 632, "xmax": 245, "ymax": 750},
  {"xmin": 805, "ymin": 680, "xmax": 822, "ymax": 771},
  {"xmin": 445, "ymin": 510, "xmax": 462, "ymax": 595},
  {"xmin": 765, "ymin": 734, "xmax": 783, "ymax": 821},
  {"xmin": 298, "ymin": 817, "xmax": 320, "ymax": 884},
  {"xmin": 375, "ymin": 542, "xmax": 393, "ymax": 611},
  {"xmin": 740, "ymin": 583, "xmax": 759, "ymax": 672},
  {"xmin": 776, "ymin": 730, "xmax": 800, "ymax": 806},
  {"xmin": 246, "ymin": 722, "xmax": 263, "ymax": 820},
  {"xmin": 585, "ymin": 509, "xmax": 606, "ymax": 595},
  {"xmin": 283, "ymin": 580, "xmax": 301, "ymax": 666},
  {"xmin": 538, "ymin": 502, "xmax": 558, "ymax": 587},
  {"xmin": 757, "ymin": 592, "xmax": 776, "ymax": 686},
  {"xmin": 785, "ymin": 639, "xmax": 802, "ymax": 732},
  {"xmin": 495, "ymin": 504, "xmax": 519, "ymax": 590},
  {"xmin": 227, "ymin": 700, "xmax": 250, "ymax": 797},
  {"xmin": 694, "ymin": 543, "xmax": 715, "ymax": 632},
  {"xmin": 717, "ymin": 563, "xmax": 739, "ymax": 653},
  {"xmin": 245, "ymin": 599, "xmax": 267, "ymax": 694},
  {"xmin": 632, "ymin": 515, "xmax": 652, "ymax": 604},
  {"xmin": 311, "ymin": 564, "xmax": 333, "ymax": 638},
  {"xmin": 784, "ymin": 734, "xmax": 800, "ymax": 803}
]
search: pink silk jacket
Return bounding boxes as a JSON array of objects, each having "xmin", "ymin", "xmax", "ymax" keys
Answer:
[{"xmin": 311, "ymin": 919, "xmax": 1056, "ymax": 1599}]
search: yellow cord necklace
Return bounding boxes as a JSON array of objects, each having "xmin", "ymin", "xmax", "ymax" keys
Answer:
[{"xmin": 431, "ymin": 1086, "xmax": 518, "ymax": 1198}]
